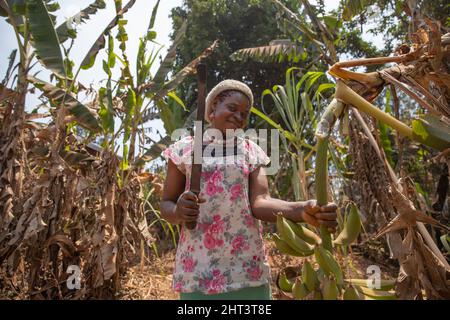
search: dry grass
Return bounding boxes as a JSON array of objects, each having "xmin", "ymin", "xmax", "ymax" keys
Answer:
[
  {"xmin": 119, "ymin": 236, "xmax": 398, "ymax": 300},
  {"xmin": 119, "ymin": 249, "xmax": 178, "ymax": 300},
  {"xmin": 0, "ymin": 233, "xmax": 397, "ymax": 300}
]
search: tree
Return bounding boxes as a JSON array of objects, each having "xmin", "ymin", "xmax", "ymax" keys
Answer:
[{"xmin": 169, "ymin": 0, "xmax": 303, "ymax": 120}]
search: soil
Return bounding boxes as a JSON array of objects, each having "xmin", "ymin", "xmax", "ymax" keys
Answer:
[{"xmin": 118, "ymin": 236, "xmax": 399, "ymax": 300}]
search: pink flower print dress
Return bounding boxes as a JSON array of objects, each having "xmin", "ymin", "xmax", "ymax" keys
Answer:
[{"xmin": 162, "ymin": 135, "xmax": 272, "ymax": 294}]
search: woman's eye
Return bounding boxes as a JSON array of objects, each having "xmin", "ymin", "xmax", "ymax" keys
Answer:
[{"xmin": 228, "ymin": 105, "xmax": 236, "ymax": 111}]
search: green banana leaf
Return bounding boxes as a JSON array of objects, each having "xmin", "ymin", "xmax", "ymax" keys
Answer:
[
  {"xmin": 151, "ymin": 20, "xmax": 187, "ymax": 87},
  {"xmin": 59, "ymin": 149, "xmax": 95, "ymax": 167},
  {"xmin": 28, "ymin": 76, "xmax": 101, "ymax": 132},
  {"xmin": 412, "ymin": 114, "xmax": 450, "ymax": 151},
  {"xmin": 56, "ymin": 0, "xmax": 106, "ymax": 43},
  {"xmin": 151, "ymin": 40, "xmax": 218, "ymax": 102},
  {"xmin": 147, "ymin": 0, "xmax": 160, "ymax": 32},
  {"xmin": 354, "ymin": 285, "xmax": 397, "ymax": 300},
  {"xmin": 136, "ymin": 135, "xmax": 173, "ymax": 166},
  {"xmin": 3, "ymin": 49, "xmax": 17, "ymax": 84},
  {"xmin": 441, "ymin": 234, "xmax": 450, "ymax": 254},
  {"xmin": 80, "ymin": 0, "xmax": 136, "ymax": 70},
  {"xmin": 1, "ymin": 1, "xmax": 25, "ymax": 25},
  {"xmin": 230, "ymin": 42, "xmax": 303, "ymax": 63},
  {"xmin": 342, "ymin": 0, "xmax": 378, "ymax": 21},
  {"xmin": 272, "ymin": 0, "xmax": 325, "ymax": 49},
  {"xmin": 26, "ymin": 0, "xmax": 66, "ymax": 78}
]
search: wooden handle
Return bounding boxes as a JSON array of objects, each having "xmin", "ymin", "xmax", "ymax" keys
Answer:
[{"xmin": 186, "ymin": 63, "xmax": 207, "ymax": 230}]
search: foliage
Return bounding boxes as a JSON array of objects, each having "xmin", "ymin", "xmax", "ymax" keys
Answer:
[{"xmin": 169, "ymin": 0, "xmax": 302, "ymax": 119}]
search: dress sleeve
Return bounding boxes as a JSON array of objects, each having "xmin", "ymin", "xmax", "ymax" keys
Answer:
[
  {"xmin": 245, "ymin": 139, "xmax": 271, "ymax": 173},
  {"xmin": 162, "ymin": 136, "xmax": 193, "ymax": 175}
]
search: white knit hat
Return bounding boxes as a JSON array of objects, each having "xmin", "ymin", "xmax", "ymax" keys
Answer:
[{"xmin": 204, "ymin": 79, "xmax": 254, "ymax": 123}]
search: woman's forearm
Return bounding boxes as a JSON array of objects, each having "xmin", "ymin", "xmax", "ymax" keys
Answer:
[
  {"xmin": 160, "ymin": 200, "xmax": 182, "ymax": 225},
  {"xmin": 251, "ymin": 196, "xmax": 303, "ymax": 223}
]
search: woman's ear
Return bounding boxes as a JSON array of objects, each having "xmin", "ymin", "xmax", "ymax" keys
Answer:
[{"xmin": 209, "ymin": 101, "xmax": 217, "ymax": 121}]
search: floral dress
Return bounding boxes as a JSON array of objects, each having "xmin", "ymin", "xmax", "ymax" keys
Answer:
[{"xmin": 162, "ymin": 134, "xmax": 272, "ymax": 294}]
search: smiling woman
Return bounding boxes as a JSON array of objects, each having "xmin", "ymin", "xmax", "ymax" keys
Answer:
[
  {"xmin": 211, "ymin": 90, "xmax": 250, "ymax": 130},
  {"xmin": 160, "ymin": 79, "xmax": 338, "ymax": 300}
]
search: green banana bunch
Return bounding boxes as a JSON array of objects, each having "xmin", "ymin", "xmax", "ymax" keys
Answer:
[
  {"xmin": 277, "ymin": 270, "xmax": 294, "ymax": 293},
  {"xmin": 344, "ymin": 278, "xmax": 396, "ymax": 291},
  {"xmin": 272, "ymin": 234, "xmax": 313, "ymax": 257},
  {"xmin": 343, "ymin": 285, "xmax": 360, "ymax": 300},
  {"xmin": 276, "ymin": 214, "xmax": 314, "ymax": 256},
  {"xmin": 333, "ymin": 203, "xmax": 361, "ymax": 246},
  {"xmin": 284, "ymin": 219, "xmax": 322, "ymax": 245},
  {"xmin": 302, "ymin": 261, "xmax": 319, "ymax": 292},
  {"xmin": 314, "ymin": 245, "xmax": 343, "ymax": 286},
  {"xmin": 292, "ymin": 278, "xmax": 310, "ymax": 299},
  {"xmin": 322, "ymin": 276, "xmax": 340, "ymax": 300}
]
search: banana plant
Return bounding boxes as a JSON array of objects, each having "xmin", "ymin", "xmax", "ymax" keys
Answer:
[
  {"xmin": 0, "ymin": 0, "xmax": 110, "ymax": 133},
  {"xmin": 258, "ymin": 68, "xmax": 334, "ymax": 201},
  {"xmin": 231, "ymin": 39, "xmax": 305, "ymax": 64}
]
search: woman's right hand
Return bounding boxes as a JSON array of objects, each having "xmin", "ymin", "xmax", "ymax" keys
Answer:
[{"xmin": 174, "ymin": 191, "xmax": 206, "ymax": 224}]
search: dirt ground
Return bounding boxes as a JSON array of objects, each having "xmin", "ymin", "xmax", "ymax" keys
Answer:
[
  {"xmin": 0, "ymin": 232, "xmax": 398, "ymax": 300},
  {"xmin": 118, "ymin": 236, "xmax": 398, "ymax": 300}
]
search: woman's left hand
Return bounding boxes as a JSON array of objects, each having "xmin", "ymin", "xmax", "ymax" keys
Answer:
[{"xmin": 298, "ymin": 200, "xmax": 338, "ymax": 232}]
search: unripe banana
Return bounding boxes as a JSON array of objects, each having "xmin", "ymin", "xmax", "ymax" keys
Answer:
[
  {"xmin": 278, "ymin": 214, "xmax": 314, "ymax": 256},
  {"xmin": 344, "ymin": 278, "xmax": 396, "ymax": 291},
  {"xmin": 302, "ymin": 261, "xmax": 319, "ymax": 292},
  {"xmin": 314, "ymin": 246, "xmax": 343, "ymax": 286},
  {"xmin": 343, "ymin": 285, "xmax": 360, "ymax": 300},
  {"xmin": 313, "ymin": 290, "xmax": 323, "ymax": 300},
  {"xmin": 333, "ymin": 203, "xmax": 361, "ymax": 246},
  {"xmin": 322, "ymin": 276, "xmax": 339, "ymax": 300},
  {"xmin": 277, "ymin": 270, "xmax": 294, "ymax": 293},
  {"xmin": 285, "ymin": 218, "xmax": 321, "ymax": 245},
  {"xmin": 292, "ymin": 278, "xmax": 310, "ymax": 300},
  {"xmin": 272, "ymin": 234, "xmax": 312, "ymax": 257},
  {"xmin": 316, "ymin": 268, "xmax": 325, "ymax": 283},
  {"xmin": 354, "ymin": 285, "xmax": 397, "ymax": 300}
]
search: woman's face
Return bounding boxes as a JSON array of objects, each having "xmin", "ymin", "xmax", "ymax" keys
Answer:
[{"xmin": 209, "ymin": 91, "xmax": 250, "ymax": 134}]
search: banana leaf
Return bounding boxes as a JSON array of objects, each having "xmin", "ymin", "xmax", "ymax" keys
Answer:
[
  {"xmin": 231, "ymin": 42, "xmax": 303, "ymax": 63},
  {"xmin": 342, "ymin": 0, "xmax": 378, "ymax": 21},
  {"xmin": 56, "ymin": 0, "xmax": 106, "ymax": 43},
  {"xmin": 80, "ymin": 0, "xmax": 136, "ymax": 70},
  {"xmin": 250, "ymin": 107, "xmax": 296, "ymax": 143},
  {"xmin": 137, "ymin": 135, "xmax": 172, "ymax": 165},
  {"xmin": 2, "ymin": 49, "xmax": 17, "ymax": 85},
  {"xmin": 26, "ymin": 0, "xmax": 66, "ymax": 77},
  {"xmin": 1, "ymin": 0, "xmax": 25, "ymax": 25},
  {"xmin": 147, "ymin": 0, "xmax": 160, "ymax": 32},
  {"xmin": 151, "ymin": 20, "xmax": 187, "ymax": 87},
  {"xmin": 150, "ymin": 40, "xmax": 218, "ymax": 102},
  {"xmin": 354, "ymin": 285, "xmax": 397, "ymax": 300},
  {"xmin": 28, "ymin": 76, "xmax": 101, "ymax": 132},
  {"xmin": 440, "ymin": 234, "xmax": 450, "ymax": 254},
  {"xmin": 412, "ymin": 114, "xmax": 450, "ymax": 151}
]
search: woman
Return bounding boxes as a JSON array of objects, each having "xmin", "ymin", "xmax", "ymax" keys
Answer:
[{"xmin": 161, "ymin": 79, "xmax": 337, "ymax": 300}]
